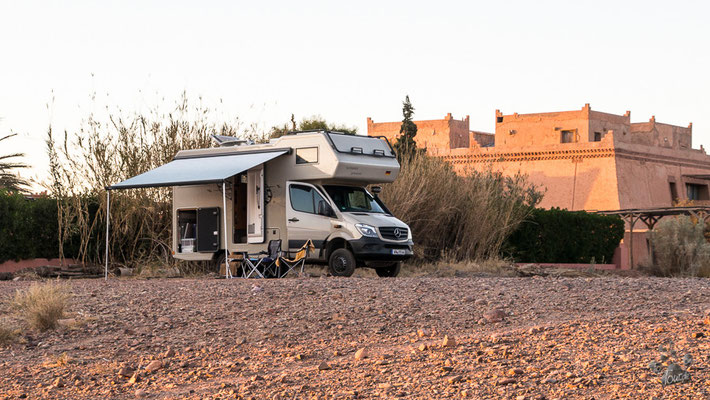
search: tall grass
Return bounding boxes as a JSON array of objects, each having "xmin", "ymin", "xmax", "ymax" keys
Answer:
[
  {"xmin": 379, "ymin": 153, "xmax": 542, "ymax": 261},
  {"xmin": 11, "ymin": 282, "xmax": 71, "ymax": 331},
  {"xmin": 646, "ymin": 216, "xmax": 710, "ymax": 277},
  {"xmin": 45, "ymin": 93, "xmax": 261, "ymax": 269}
]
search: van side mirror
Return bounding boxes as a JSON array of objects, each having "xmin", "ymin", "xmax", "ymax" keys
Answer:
[
  {"xmin": 317, "ymin": 200, "xmax": 335, "ymax": 217},
  {"xmin": 371, "ymin": 186, "xmax": 382, "ymax": 195}
]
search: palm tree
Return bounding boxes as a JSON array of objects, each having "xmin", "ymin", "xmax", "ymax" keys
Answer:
[{"xmin": 0, "ymin": 133, "xmax": 29, "ymax": 192}]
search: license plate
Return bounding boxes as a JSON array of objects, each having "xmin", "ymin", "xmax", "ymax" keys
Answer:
[{"xmin": 391, "ymin": 249, "xmax": 406, "ymax": 255}]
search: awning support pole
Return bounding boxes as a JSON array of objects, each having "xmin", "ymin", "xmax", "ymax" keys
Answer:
[
  {"xmin": 222, "ymin": 181, "xmax": 230, "ymax": 279},
  {"xmin": 105, "ymin": 190, "xmax": 110, "ymax": 281}
]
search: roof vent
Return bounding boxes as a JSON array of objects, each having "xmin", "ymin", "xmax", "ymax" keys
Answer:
[{"xmin": 211, "ymin": 135, "xmax": 250, "ymax": 147}]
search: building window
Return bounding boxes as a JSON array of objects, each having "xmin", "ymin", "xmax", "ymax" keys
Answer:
[
  {"xmin": 497, "ymin": 116, "xmax": 504, "ymax": 123},
  {"xmin": 686, "ymin": 183, "xmax": 709, "ymax": 201},
  {"xmin": 593, "ymin": 132, "xmax": 602, "ymax": 142},
  {"xmin": 295, "ymin": 147, "xmax": 318, "ymax": 164},
  {"xmin": 561, "ymin": 130, "xmax": 577, "ymax": 143}
]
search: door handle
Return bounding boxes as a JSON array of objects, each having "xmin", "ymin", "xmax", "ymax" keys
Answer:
[{"xmin": 288, "ymin": 218, "xmax": 300, "ymax": 222}]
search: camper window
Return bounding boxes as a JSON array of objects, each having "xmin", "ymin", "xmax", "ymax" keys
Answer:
[
  {"xmin": 295, "ymin": 147, "xmax": 318, "ymax": 164},
  {"xmin": 289, "ymin": 184, "xmax": 330, "ymax": 215}
]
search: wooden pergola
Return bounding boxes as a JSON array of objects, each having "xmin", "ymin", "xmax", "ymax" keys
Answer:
[{"xmin": 595, "ymin": 206, "xmax": 710, "ymax": 268}]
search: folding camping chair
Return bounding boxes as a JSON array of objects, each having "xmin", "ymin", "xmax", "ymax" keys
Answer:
[
  {"xmin": 239, "ymin": 240, "xmax": 283, "ymax": 279},
  {"xmin": 276, "ymin": 239, "xmax": 315, "ymax": 278}
]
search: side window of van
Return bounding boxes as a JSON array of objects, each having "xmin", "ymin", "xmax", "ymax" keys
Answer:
[
  {"xmin": 290, "ymin": 185, "xmax": 315, "ymax": 213},
  {"xmin": 290, "ymin": 184, "xmax": 330, "ymax": 215}
]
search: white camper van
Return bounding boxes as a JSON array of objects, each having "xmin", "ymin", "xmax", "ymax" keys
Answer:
[{"xmin": 108, "ymin": 131, "xmax": 413, "ymax": 277}]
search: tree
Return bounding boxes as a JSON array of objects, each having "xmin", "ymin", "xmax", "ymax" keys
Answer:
[
  {"xmin": 269, "ymin": 115, "xmax": 357, "ymax": 138},
  {"xmin": 394, "ymin": 95, "xmax": 418, "ymax": 160},
  {"xmin": 0, "ymin": 133, "xmax": 29, "ymax": 192}
]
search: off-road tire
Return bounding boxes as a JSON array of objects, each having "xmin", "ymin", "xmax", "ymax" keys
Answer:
[
  {"xmin": 375, "ymin": 262, "xmax": 401, "ymax": 277},
  {"xmin": 328, "ymin": 248, "xmax": 356, "ymax": 277}
]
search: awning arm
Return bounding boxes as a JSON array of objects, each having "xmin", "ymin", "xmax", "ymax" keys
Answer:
[
  {"xmin": 222, "ymin": 181, "xmax": 231, "ymax": 279},
  {"xmin": 105, "ymin": 190, "xmax": 110, "ymax": 281}
]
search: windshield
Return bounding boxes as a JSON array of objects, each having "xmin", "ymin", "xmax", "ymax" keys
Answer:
[{"xmin": 323, "ymin": 185, "xmax": 386, "ymax": 214}]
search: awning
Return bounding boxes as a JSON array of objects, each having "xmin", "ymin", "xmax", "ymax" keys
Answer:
[{"xmin": 108, "ymin": 149, "xmax": 289, "ymax": 190}]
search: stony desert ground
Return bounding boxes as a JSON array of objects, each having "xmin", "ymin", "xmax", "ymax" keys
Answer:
[{"xmin": 1, "ymin": 276, "xmax": 710, "ymax": 399}]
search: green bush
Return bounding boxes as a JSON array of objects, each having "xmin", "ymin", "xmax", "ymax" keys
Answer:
[
  {"xmin": 646, "ymin": 216, "xmax": 710, "ymax": 277},
  {"xmin": 0, "ymin": 190, "xmax": 97, "ymax": 263},
  {"xmin": 504, "ymin": 208, "xmax": 624, "ymax": 264}
]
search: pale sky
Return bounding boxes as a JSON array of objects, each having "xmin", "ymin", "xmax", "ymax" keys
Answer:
[{"xmin": 1, "ymin": 0, "xmax": 709, "ymax": 188}]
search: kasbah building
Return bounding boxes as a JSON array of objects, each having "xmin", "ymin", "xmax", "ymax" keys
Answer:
[{"xmin": 367, "ymin": 104, "xmax": 710, "ymax": 269}]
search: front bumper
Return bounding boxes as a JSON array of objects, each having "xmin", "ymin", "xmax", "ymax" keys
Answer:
[{"xmin": 348, "ymin": 237, "xmax": 414, "ymax": 261}]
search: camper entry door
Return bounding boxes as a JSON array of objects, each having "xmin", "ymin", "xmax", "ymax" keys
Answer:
[{"xmin": 246, "ymin": 165, "xmax": 264, "ymax": 243}]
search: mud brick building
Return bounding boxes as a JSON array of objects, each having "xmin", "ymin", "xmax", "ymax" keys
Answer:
[{"xmin": 368, "ymin": 104, "xmax": 710, "ymax": 267}]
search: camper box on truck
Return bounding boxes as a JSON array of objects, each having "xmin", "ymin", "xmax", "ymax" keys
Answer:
[{"xmin": 108, "ymin": 131, "xmax": 413, "ymax": 277}]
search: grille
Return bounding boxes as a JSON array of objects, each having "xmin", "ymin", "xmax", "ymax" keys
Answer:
[{"xmin": 379, "ymin": 227, "xmax": 408, "ymax": 241}]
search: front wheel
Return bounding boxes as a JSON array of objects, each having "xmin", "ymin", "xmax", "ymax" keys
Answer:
[
  {"xmin": 375, "ymin": 262, "xmax": 401, "ymax": 277},
  {"xmin": 328, "ymin": 248, "xmax": 356, "ymax": 277}
]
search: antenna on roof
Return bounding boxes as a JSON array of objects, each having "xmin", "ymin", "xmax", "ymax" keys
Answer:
[{"xmin": 211, "ymin": 135, "xmax": 250, "ymax": 147}]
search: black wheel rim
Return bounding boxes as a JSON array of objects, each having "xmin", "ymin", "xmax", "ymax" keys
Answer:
[{"xmin": 333, "ymin": 256, "xmax": 349, "ymax": 274}]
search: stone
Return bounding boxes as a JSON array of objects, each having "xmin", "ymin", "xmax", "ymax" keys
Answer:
[
  {"xmin": 692, "ymin": 332, "xmax": 704, "ymax": 338},
  {"xmin": 418, "ymin": 344, "xmax": 428, "ymax": 352},
  {"xmin": 442, "ymin": 335, "xmax": 457, "ymax": 348},
  {"xmin": 497, "ymin": 378, "xmax": 516, "ymax": 385},
  {"xmin": 128, "ymin": 372, "xmax": 140, "ymax": 385},
  {"xmin": 354, "ymin": 348, "xmax": 368, "ymax": 360},
  {"xmin": 135, "ymin": 389, "xmax": 147, "ymax": 398},
  {"xmin": 483, "ymin": 308, "xmax": 507, "ymax": 323},
  {"xmin": 118, "ymin": 366, "xmax": 135, "ymax": 378},
  {"xmin": 145, "ymin": 360, "xmax": 162, "ymax": 373},
  {"xmin": 318, "ymin": 362, "xmax": 331, "ymax": 371},
  {"xmin": 163, "ymin": 348, "xmax": 175, "ymax": 358},
  {"xmin": 417, "ymin": 329, "xmax": 429, "ymax": 337},
  {"xmin": 447, "ymin": 375, "xmax": 462, "ymax": 384},
  {"xmin": 508, "ymin": 368, "xmax": 524, "ymax": 376},
  {"xmin": 52, "ymin": 377, "xmax": 64, "ymax": 388}
]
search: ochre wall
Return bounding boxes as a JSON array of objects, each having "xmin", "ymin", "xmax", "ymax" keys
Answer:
[{"xmin": 367, "ymin": 114, "xmax": 476, "ymax": 153}]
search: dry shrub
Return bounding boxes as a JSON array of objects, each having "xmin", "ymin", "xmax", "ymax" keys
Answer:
[
  {"xmin": 45, "ymin": 93, "xmax": 263, "ymax": 269},
  {"xmin": 0, "ymin": 323, "xmax": 17, "ymax": 345},
  {"xmin": 11, "ymin": 282, "xmax": 72, "ymax": 331},
  {"xmin": 379, "ymin": 153, "xmax": 542, "ymax": 261},
  {"xmin": 647, "ymin": 216, "xmax": 710, "ymax": 277}
]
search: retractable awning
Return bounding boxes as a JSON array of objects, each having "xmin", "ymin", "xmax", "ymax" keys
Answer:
[{"xmin": 108, "ymin": 149, "xmax": 289, "ymax": 190}]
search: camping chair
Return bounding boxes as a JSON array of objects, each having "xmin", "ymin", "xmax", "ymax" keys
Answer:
[
  {"xmin": 240, "ymin": 240, "xmax": 282, "ymax": 279},
  {"xmin": 259, "ymin": 239, "xmax": 283, "ymax": 278},
  {"xmin": 276, "ymin": 239, "xmax": 315, "ymax": 278}
]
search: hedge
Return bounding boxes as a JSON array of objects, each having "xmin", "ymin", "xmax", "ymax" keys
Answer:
[
  {"xmin": 504, "ymin": 208, "xmax": 625, "ymax": 264},
  {"xmin": 0, "ymin": 190, "xmax": 94, "ymax": 263}
]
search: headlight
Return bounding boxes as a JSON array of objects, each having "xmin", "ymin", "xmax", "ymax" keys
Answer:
[
  {"xmin": 355, "ymin": 223, "xmax": 378, "ymax": 237},
  {"xmin": 407, "ymin": 227, "xmax": 412, "ymax": 240}
]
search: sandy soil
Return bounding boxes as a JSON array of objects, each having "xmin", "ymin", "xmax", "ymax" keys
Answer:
[{"xmin": 1, "ymin": 276, "xmax": 709, "ymax": 399}]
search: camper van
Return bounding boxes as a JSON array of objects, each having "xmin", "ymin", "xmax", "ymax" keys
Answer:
[{"xmin": 108, "ymin": 131, "xmax": 413, "ymax": 277}]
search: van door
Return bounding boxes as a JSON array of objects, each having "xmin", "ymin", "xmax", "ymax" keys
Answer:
[
  {"xmin": 286, "ymin": 181, "xmax": 333, "ymax": 258},
  {"xmin": 247, "ymin": 165, "xmax": 264, "ymax": 243}
]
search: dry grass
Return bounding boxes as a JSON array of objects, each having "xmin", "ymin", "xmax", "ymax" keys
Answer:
[
  {"xmin": 0, "ymin": 323, "xmax": 17, "ymax": 346},
  {"xmin": 10, "ymin": 282, "xmax": 72, "ymax": 331},
  {"xmin": 400, "ymin": 258, "xmax": 518, "ymax": 277},
  {"xmin": 379, "ymin": 153, "xmax": 542, "ymax": 261},
  {"xmin": 646, "ymin": 216, "xmax": 710, "ymax": 277}
]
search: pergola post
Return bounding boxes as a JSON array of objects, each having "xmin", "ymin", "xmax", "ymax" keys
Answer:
[
  {"xmin": 104, "ymin": 190, "xmax": 111, "ymax": 281},
  {"xmin": 628, "ymin": 215, "xmax": 636, "ymax": 269},
  {"xmin": 222, "ymin": 181, "xmax": 230, "ymax": 279}
]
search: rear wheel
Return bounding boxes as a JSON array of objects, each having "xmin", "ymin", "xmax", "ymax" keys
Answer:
[
  {"xmin": 375, "ymin": 262, "xmax": 401, "ymax": 278},
  {"xmin": 328, "ymin": 248, "xmax": 356, "ymax": 277}
]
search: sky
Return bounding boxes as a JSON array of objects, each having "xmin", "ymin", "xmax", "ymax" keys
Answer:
[{"xmin": 1, "ymin": 0, "xmax": 709, "ymax": 188}]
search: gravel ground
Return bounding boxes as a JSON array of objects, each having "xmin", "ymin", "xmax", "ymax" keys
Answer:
[{"xmin": 1, "ymin": 276, "xmax": 710, "ymax": 399}]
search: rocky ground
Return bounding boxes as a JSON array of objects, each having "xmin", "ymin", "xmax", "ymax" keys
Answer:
[{"xmin": 1, "ymin": 276, "xmax": 710, "ymax": 399}]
